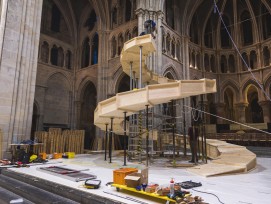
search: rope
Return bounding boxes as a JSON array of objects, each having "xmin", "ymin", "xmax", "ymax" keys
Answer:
[
  {"xmin": 213, "ymin": 0, "xmax": 271, "ymax": 102},
  {"xmin": 185, "ymin": 105, "xmax": 271, "ymax": 135}
]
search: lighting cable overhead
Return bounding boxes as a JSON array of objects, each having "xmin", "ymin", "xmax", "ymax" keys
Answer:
[{"xmin": 213, "ymin": 0, "xmax": 271, "ymax": 102}]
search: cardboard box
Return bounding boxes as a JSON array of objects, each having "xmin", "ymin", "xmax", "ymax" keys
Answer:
[
  {"xmin": 113, "ymin": 168, "xmax": 138, "ymax": 185},
  {"xmin": 124, "ymin": 168, "xmax": 148, "ymax": 188}
]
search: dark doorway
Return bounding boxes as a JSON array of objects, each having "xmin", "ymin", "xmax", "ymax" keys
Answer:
[{"xmin": 80, "ymin": 82, "xmax": 97, "ymax": 149}]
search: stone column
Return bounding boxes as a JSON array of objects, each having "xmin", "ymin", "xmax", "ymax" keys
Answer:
[
  {"xmin": 157, "ymin": 11, "xmax": 163, "ymax": 74},
  {"xmin": 136, "ymin": 9, "xmax": 144, "ymax": 35},
  {"xmin": 215, "ymin": 103, "xmax": 225, "ymax": 124},
  {"xmin": 259, "ymin": 101, "xmax": 271, "ymax": 123},
  {"xmin": 235, "ymin": 103, "xmax": 248, "ymax": 123},
  {"xmin": 0, "ymin": 0, "xmax": 43, "ymax": 158}
]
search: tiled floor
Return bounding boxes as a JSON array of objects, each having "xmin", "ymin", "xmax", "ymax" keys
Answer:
[{"xmin": 10, "ymin": 153, "xmax": 271, "ymax": 204}]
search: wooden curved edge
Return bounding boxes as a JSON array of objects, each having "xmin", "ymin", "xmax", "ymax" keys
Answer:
[{"xmin": 187, "ymin": 139, "xmax": 257, "ymax": 177}]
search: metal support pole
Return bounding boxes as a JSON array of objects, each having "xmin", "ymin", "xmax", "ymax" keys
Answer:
[
  {"xmin": 139, "ymin": 46, "xmax": 143, "ymax": 88},
  {"xmin": 109, "ymin": 118, "xmax": 114, "ymax": 163},
  {"xmin": 146, "ymin": 105, "xmax": 149, "ymax": 167},
  {"xmin": 172, "ymin": 101, "xmax": 175, "ymax": 161},
  {"xmin": 182, "ymin": 99, "xmax": 187, "ymax": 156},
  {"xmin": 123, "ymin": 112, "xmax": 127, "ymax": 166},
  {"xmin": 104, "ymin": 123, "xmax": 108, "ymax": 161},
  {"xmin": 130, "ymin": 62, "xmax": 133, "ymax": 90}
]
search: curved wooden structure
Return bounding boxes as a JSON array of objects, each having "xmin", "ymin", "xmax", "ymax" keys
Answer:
[
  {"xmin": 188, "ymin": 139, "xmax": 257, "ymax": 177},
  {"xmin": 94, "ymin": 35, "xmax": 216, "ymax": 134}
]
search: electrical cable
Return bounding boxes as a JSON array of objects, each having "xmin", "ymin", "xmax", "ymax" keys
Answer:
[
  {"xmin": 213, "ymin": 0, "xmax": 271, "ymax": 102},
  {"xmin": 192, "ymin": 188, "xmax": 225, "ymax": 204},
  {"xmin": 184, "ymin": 105, "xmax": 271, "ymax": 135}
]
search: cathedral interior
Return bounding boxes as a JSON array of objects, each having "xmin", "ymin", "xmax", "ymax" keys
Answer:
[
  {"xmin": 0, "ymin": 1, "xmax": 271, "ymax": 203},
  {"xmin": 33, "ymin": 0, "xmax": 271, "ymax": 150}
]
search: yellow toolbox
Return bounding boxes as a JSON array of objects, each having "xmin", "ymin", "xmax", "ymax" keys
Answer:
[{"xmin": 64, "ymin": 152, "xmax": 75, "ymax": 159}]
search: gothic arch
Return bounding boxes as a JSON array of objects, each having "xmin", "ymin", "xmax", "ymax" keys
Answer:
[
  {"xmin": 242, "ymin": 80, "xmax": 262, "ymax": 103},
  {"xmin": 162, "ymin": 64, "xmax": 179, "ymax": 80},
  {"xmin": 77, "ymin": 77, "xmax": 97, "ymax": 101},
  {"xmin": 46, "ymin": 72, "xmax": 72, "ymax": 91},
  {"xmin": 221, "ymin": 85, "xmax": 238, "ymax": 104}
]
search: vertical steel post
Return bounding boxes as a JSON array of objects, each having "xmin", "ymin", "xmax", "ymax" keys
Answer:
[
  {"xmin": 109, "ymin": 118, "xmax": 114, "ymax": 163},
  {"xmin": 104, "ymin": 123, "xmax": 108, "ymax": 161},
  {"xmin": 172, "ymin": 101, "xmax": 175, "ymax": 161},
  {"xmin": 146, "ymin": 105, "xmax": 149, "ymax": 167},
  {"xmin": 123, "ymin": 112, "xmax": 127, "ymax": 166},
  {"xmin": 182, "ymin": 99, "xmax": 187, "ymax": 156},
  {"xmin": 130, "ymin": 62, "xmax": 133, "ymax": 90},
  {"xmin": 139, "ymin": 46, "xmax": 143, "ymax": 88}
]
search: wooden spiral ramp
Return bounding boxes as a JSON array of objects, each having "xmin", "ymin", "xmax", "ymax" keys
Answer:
[
  {"xmin": 187, "ymin": 139, "xmax": 257, "ymax": 177},
  {"xmin": 94, "ymin": 34, "xmax": 257, "ymax": 176}
]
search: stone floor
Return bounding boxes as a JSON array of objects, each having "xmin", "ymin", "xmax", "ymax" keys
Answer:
[{"xmin": 8, "ymin": 153, "xmax": 271, "ymax": 204}]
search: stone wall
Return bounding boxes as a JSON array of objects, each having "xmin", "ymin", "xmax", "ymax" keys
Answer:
[{"xmin": 0, "ymin": 0, "xmax": 43, "ymax": 158}]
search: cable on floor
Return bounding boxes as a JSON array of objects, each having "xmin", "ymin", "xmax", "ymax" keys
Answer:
[{"xmin": 192, "ymin": 188, "xmax": 225, "ymax": 204}]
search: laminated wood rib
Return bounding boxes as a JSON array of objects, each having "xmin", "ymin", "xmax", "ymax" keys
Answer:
[{"xmin": 94, "ymin": 34, "xmax": 217, "ymax": 134}]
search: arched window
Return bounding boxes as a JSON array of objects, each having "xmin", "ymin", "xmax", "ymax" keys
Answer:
[
  {"xmin": 190, "ymin": 15, "xmax": 199, "ymax": 44},
  {"xmin": 250, "ymin": 50, "xmax": 257, "ymax": 69},
  {"xmin": 111, "ymin": 37, "xmax": 117, "ymax": 58},
  {"xmin": 51, "ymin": 4, "xmax": 61, "ymax": 32},
  {"xmin": 91, "ymin": 33, "xmax": 99, "ymax": 65},
  {"xmin": 51, "ymin": 45, "xmax": 58, "ymax": 66},
  {"xmin": 81, "ymin": 38, "xmax": 90, "ymax": 68},
  {"xmin": 118, "ymin": 34, "xmax": 123, "ymax": 55},
  {"xmin": 228, "ymin": 54, "xmax": 235, "ymax": 73},
  {"xmin": 165, "ymin": 0, "xmax": 174, "ymax": 29},
  {"xmin": 176, "ymin": 41, "xmax": 181, "ymax": 60},
  {"xmin": 204, "ymin": 54, "xmax": 210, "ymax": 72},
  {"xmin": 196, "ymin": 53, "xmax": 201, "ymax": 70},
  {"xmin": 41, "ymin": 42, "xmax": 49, "ymax": 63},
  {"xmin": 125, "ymin": 0, "xmax": 132, "ymax": 22},
  {"xmin": 224, "ymin": 88, "xmax": 235, "ymax": 121},
  {"xmin": 171, "ymin": 39, "xmax": 175, "ymax": 58},
  {"xmin": 220, "ymin": 15, "xmax": 231, "ymax": 48},
  {"xmin": 166, "ymin": 35, "xmax": 170, "ymax": 54},
  {"xmin": 191, "ymin": 51, "xmax": 195, "ymax": 68},
  {"xmin": 220, "ymin": 55, "xmax": 227, "ymax": 73},
  {"xmin": 66, "ymin": 50, "xmax": 72, "ymax": 69},
  {"xmin": 263, "ymin": 46, "xmax": 270, "ymax": 66},
  {"xmin": 125, "ymin": 31, "xmax": 131, "ymax": 41},
  {"xmin": 204, "ymin": 19, "xmax": 213, "ymax": 48},
  {"xmin": 261, "ymin": 6, "xmax": 271, "ymax": 40},
  {"xmin": 57, "ymin": 47, "xmax": 64, "ymax": 67},
  {"xmin": 112, "ymin": 7, "xmax": 117, "ymax": 25},
  {"xmin": 246, "ymin": 86, "xmax": 263, "ymax": 123},
  {"xmin": 210, "ymin": 55, "xmax": 216, "ymax": 72},
  {"xmin": 242, "ymin": 52, "xmax": 249, "ymax": 71},
  {"xmin": 132, "ymin": 27, "xmax": 138, "ymax": 37},
  {"xmin": 241, "ymin": 11, "xmax": 253, "ymax": 45},
  {"xmin": 85, "ymin": 10, "xmax": 97, "ymax": 31}
]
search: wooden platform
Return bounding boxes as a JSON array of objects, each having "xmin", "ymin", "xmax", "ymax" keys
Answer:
[{"xmin": 187, "ymin": 139, "xmax": 256, "ymax": 177}]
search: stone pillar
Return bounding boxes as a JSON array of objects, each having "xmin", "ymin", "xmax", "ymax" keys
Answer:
[
  {"xmin": 235, "ymin": 103, "xmax": 248, "ymax": 123},
  {"xmin": 215, "ymin": 103, "xmax": 225, "ymax": 124},
  {"xmin": 259, "ymin": 101, "xmax": 271, "ymax": 123},
  {"xmin": 0, "ymin": 0, "xmax": 43, "ymax": 158},
  {"xmin": 136, "ymin": 9, "xmax": 144, "ymax": 35},
  {"xmin": 157, "ymin": 11, "xmax": 163, "ymax": 74}
]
